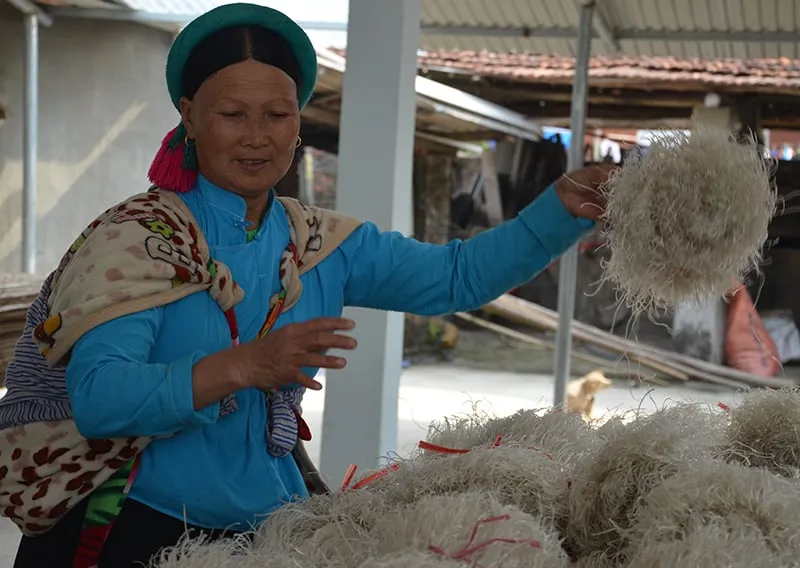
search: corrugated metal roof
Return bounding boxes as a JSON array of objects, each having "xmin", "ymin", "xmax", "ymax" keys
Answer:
[
  {"xmin": 113, "ymin": 0, "xmax": 339, "ymax": 22},
  {"xmin": 117, "ymin": 0, "xmax": 205, "ymax": 13},
  {"xmin": 36, "ymin": 0, "xmax": 123, "ymax": 9},
  {"xmin": 38, "ymin": 0, "xmax": 800, "ymax": 58},
  {"xmin": 419, "ymin": 0, "xmax": 800, "ymax": 59},
  {"xmin": 421, "ymin": 0, "xmax": 578, "ymax": 56},
  {"xmin": 108, "ymin": 0, "xmax": 348, "ymax": 45}
]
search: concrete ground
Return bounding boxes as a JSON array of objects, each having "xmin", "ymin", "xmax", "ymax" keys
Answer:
[
  {"xmin": 301, "ymin": 363, "xmax": 740, "ymax": 475},
  {"xmin": 0, "ymin": 358, "xmax": 742, "ymax": 565}
]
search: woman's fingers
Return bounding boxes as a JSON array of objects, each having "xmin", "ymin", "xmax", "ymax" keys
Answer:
[
  {"xmin": 254, "ymin": 318, "xmax": 358, "ymax": 393},
  {"xmin": 299, "ymin": 317, "xmax": 356, "ymax": 333},
  {"xmin": 301, "ymin": 353, "xmax": 348, "ymax": 370},
  {"xmin": 306, "ymin": 331, "xmax": 358, "ymax": 352},
  {"xmin": 292, "ymin": 371, "xmax": 323, "ymax": 391}
]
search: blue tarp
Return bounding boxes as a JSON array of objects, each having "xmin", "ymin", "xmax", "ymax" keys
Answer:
[{"xmin": 542, "ymin": 127, "xmax": 571, "ymax": 148}]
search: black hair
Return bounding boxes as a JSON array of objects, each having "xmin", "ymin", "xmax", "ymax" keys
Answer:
[{"xmin": 182, "ymin": 25, "xmax": 303, "ymax": 101}]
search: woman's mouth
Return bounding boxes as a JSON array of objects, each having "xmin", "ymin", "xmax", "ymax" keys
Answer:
[{"xmin": 236, "ymin": 159, "xmax": 269, "ymax": 171}]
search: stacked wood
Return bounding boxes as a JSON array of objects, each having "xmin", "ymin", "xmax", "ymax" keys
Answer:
[
  {"xmin": 0, "ymin": 274, "xmax": 41, "ymax": 382},
  {"xmin": 477, "ymin": 293, "xmax": 795, "ymax": 391}
]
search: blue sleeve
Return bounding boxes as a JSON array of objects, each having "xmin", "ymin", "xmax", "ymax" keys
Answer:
[
  {"xmin": 340, "ymin": 183, "xmax": 594, "ymax": 315},
  {"xmin": 65, "ymin": 307, "xmax": 219, "ymax": 439}
]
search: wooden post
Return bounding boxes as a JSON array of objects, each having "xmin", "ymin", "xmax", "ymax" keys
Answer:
[
  {"xmin": 735, "ymin": 99, "xmax": 764, "ymax": 146},
  {"xmin": 480, "ymin": 151, "xmax": 505, "ymax": 227},
  {"xmin": 275, "ymin": 150, "xmax": 301, "ymax": 199},
  {"xmin": 412, "ymin": 152, "xmax": 453, "ymax": 245},
  {"xmin": 406, "ymin": 152, "xmax": 456, "ymax": 356}
]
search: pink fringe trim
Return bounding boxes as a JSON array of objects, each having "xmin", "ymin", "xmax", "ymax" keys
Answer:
[{"xmin": 147, "ymin": 126, "xmax": 197, "ymax": 193}]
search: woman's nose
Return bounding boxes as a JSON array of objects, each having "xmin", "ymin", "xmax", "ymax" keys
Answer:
[{"xmin": 241, "ymin": 116, "xmax": 270, "ymax": 147}]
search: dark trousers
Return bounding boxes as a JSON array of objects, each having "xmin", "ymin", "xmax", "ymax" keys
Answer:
[
  {"xmin": 13, "ymin": 497, "xmax": 237, "ymax": 568},
  {"xmin": 13, "ymin": 443, "xmax": 327, "ymax": 567}
]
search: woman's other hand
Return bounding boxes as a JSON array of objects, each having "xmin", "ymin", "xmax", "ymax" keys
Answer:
[
  {"xmin": 554, "ymin": 163, "xmax": 616, "ymax": 221},
  {"xmin": 237, "ymin": 317, "xmax": 358, "ymax": 392}
]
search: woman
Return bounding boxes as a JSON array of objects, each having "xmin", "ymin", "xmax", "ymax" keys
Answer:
[{"xmin": 1, "ymin": 3, "xmax": 611, "ymax": 566}]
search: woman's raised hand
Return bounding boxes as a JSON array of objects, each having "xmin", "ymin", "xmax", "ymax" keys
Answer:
[
  {"xmin": 236, "ymin": 317, "xmax": 358, "ymax": 392},
  {"xmin": 555, "ymin": 163, "xmax": 617, "ymax": 221}
]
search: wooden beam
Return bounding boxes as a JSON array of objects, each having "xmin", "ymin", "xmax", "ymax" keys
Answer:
[
  {"xmin": 413, "ymin": 136, "xmax": 461, "ymax": 155},
  {"xmin": 312, "ymin": 92, "xmax": 343, "ymax": 107},
  {"xmin": 520, "ymin": 102, "xmax": 693, "ymax": 122},
  {"xmin": 302, "ymin": 105, "xmax": 340, "ymax": 127},
  {"xmin": 544, "ymin": 116, "xmax": 692, "ymax": 130},
  {"xmin": 761, "ymin": 116, "xmax": 800, "ymax": 130},
  {"xmin": 442, "ymin": 130, "xmax": 505, "ymax": 141},
  {"xmin": 420, "ymin": 71, "xmax": 800, "ymax": 98},
  {"xmin": 427, "ymin": 78, "xmax": 711, "ymax": 107}
]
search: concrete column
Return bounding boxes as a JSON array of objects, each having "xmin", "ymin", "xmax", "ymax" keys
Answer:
[
  {"xmin": 22, "ymin": 13, "xmax": 39, "ymax": 274},
  {"xmin": 691, "ymin": 105, "xmax": 732, "ymax": 129},
  {"xmin": 673, "ymin": 105, "xmax": 732, "ymax": 363},
  {"xmin": 319, "ymin": 0, "xmax": 419, "ymax": 480}
]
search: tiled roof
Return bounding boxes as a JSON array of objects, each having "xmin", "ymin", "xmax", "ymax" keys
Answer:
[{"xmin": 416, "ymin": 50, "xmax": 800, "ymax": 92}]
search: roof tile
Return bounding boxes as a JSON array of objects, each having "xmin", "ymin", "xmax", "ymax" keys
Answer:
[{"xmin": 415, "ymin": 50, "xmax": 800, "ymax": 90}]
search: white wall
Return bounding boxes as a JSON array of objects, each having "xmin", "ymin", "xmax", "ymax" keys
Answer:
[{"xmin": 0, "ymin": 6, "xmax": 176, "ymax": 274}]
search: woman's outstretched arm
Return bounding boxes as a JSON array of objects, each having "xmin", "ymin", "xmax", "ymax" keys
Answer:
[{"xmin": 339, "ymin": 183, "xmax": 594, "ymax": 315}]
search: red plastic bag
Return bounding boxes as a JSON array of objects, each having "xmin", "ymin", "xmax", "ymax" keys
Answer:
[{"xmin": 724, "ymin": 282, "xmax": 781, "ymax": 377}]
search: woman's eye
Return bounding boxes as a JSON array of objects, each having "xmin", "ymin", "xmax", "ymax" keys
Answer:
[
  {"xmin": 270, "ymin": 112, "xmax": 291, "ymax": 119},
  {"xmin": 220, "ymin": 111, "xmax": 244, "ymax": 118}
]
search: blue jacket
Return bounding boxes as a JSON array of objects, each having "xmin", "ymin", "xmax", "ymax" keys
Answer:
[{"xmin": 65, "ymin": 175, "xmax": 592, "ymax": 530}]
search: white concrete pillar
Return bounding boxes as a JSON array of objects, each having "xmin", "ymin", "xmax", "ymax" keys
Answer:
[
  {"xmin": 672, "ymin": 105, "xmax": 732, "ymax": 362},
  {"xmin": 691, "ymin": 105, "xmax": 732, "ymax": 129},
  {"xmin": 319, "ymin": 0, "xmax": 419, "ymax": 480}
]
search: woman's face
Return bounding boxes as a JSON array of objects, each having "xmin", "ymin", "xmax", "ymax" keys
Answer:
[{"xmin": 180, "ymin": 58, "xmax": 301, "ymax": 198}]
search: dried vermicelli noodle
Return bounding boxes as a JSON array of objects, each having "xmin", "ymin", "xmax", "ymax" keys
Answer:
[
  {"xmin": 153, "ymin": 394, "xmax": 800, "ymax": 568},
  {"xmin": 356, "ymin": 550, "xmax": 463, "ymax": 568},
  {"xmin": 599, "ymin": 125, "xmax": 776, "ymax": 314},
  {"xmin": 149, "ymin": 533, "xmax": 252, "ymax": 568},
  {"xmin": 573, "ymin": 551, "xmax": 618, "ymax": 568},
  {"xmin": 254, "ymin": 516, "xmax": 375, "ymax": 567},
  {"xmin": 367, "ymin": 493, "xmax": 570, "ymax": 568},
  {"xmin": 624, "ymin": 523, "xmax": 789, "ymax": 568},
  {"xmin": 564, "ymin": 404, "xmax": 726, "ymax": 559},
  {"xmin": 725, "ymin": 387, "xmax": 800, "ymax": 477},
  {"xmin": 626, "ymin": 461, "xmax": 800, "ymax": 560},
  {"xmin": 362, "ymin": 445, "xmax": 571, "ymax": 523},
  {"xmin": 364, "ymin": 554, "xmax": 460, "ymax": 568},
  {"xmin": 595, "ymin": 414, "xmax": 630, "ymax": 441},
  {"xmin": 426, "ymin": 408, "xmax": 599, "ymax": 467},
  {"xmin": 424, "ymin": 407, "xmax": 506, "ymax": 450},
  {"xmin": 254, "ymin": 489, "xmax": 387, "ymax": 552}
]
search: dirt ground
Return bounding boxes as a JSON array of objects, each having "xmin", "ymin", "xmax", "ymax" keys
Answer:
[
  {"xmin": 410, "ymin": 319, "xmax": 676, "ymax": 381},
  {"xmin": 410, "ymin": 318, "xmax": 800, "ymax": 384}
]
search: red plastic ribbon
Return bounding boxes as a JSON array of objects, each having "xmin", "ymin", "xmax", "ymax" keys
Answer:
[
  {"xmin": 418, "ymin": 441, "xmax": 471, "ymax": 455},
  {"xmin": 430, "ymin": 514, "xmax": 541, "ymax": 566},
  {"xmin": 340, "ymin": 464, "xmax": 358, "ymax": 492},
  {"xmin": 350, "ymin": 463, "xmax": 401, "ymax": 491},
  {"xmin": 340, "ymin": 463, "xmax": 403, "ymax": 492},
  {"xmin": 418, "ymin": 434, "xmax": 504, "ymax": 456}
]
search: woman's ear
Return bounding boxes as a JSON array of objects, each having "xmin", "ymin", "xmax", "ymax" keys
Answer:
[{"xmin": 179, "ymin": 97, "xmax": 196, "ymax": 137}]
